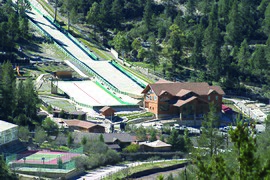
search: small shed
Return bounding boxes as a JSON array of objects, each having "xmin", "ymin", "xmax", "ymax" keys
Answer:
[
  {"xmin": 53, "ymin": 71, "xmax": 73, "ymax": 79},
  {"xmin": 139, "ymin": 140, "xmax": 172, "ymax": 152},
  {"xmin": 99, "ymin": 106, "xmax": 115, "ymax": 118}
]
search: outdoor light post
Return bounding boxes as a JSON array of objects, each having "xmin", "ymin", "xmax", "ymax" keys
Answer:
[
  {"xmin": 42, "ymin": 157, "xmax": 45, "ymax": 165},
  {"xmin": 184, "ymin": 167, "xmax": 187, "ymax": 180},
  {"xmin": 23, "ymin": 157, "xmax": 26, "ymax": 164}
]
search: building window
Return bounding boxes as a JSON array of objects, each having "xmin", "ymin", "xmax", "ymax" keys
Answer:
[
  {"xmin": 154, "ymin": 95, "xmax": 157, "ymax": 101},
  {"xmin": 150, "ymin": 96, "xmax": 152, "ymax": 100},
  {"xmin": 208, "ymin": 96, "xmax": 211, "ymax": 101},
  {"xmin": 216, "ymin": 96, "xmax": 218, "ymax": 100}
]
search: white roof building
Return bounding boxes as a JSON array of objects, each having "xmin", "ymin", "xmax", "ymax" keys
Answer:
[{"xmin": 0, "ymin": 120, "xmax": 18, "ymax": 145}]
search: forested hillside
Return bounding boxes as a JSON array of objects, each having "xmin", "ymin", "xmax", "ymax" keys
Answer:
[
  {"xmin": 1, "ymin": 0, "xmax": 269, "ymax": 98},
  {"xmin": 0, "ymin": 0, "xmax": 30, "ymax": 51},
  {"xmin": 53, "ymin": 0, "xmax": 270, "ymax": 98}
]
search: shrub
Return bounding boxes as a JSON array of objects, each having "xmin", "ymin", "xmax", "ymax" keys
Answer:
[{"xmin": 123, "ymin": 144, "xmax": 140, "ymax": 153}]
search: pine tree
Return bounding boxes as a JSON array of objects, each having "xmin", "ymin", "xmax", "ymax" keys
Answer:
[
  {"xmin": 237, "ymin": 39, "xmax": 251, "ymax": 74},
  {"xmin": 0, "ymin": 61, "xmax": 16, "ymax": 122},
  {"xmin": 225, "ymin": 0, "xmax": 243, "ymax": 46},
  {"xmin": 111, "ymin": 0, "xmax": 123, "ymax": 27},
  {"xmin": 263, "ymin": 3, "xmax": 270, "ymax": 35},
  {"xmin": 0, "ymin": 155, "xmax": 17, "ymax": 180},
  {"xmin": 24, "ymin": 78, "xmax": 38, "ymax": 121},
  {"xmin": 143, "ymin": 0, "xmax": 153, "ymax": 31}
]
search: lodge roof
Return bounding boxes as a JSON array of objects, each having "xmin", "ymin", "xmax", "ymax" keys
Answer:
[{"xmin": 142, "ymin": 82, "xmax": 225, "ymax": 96}]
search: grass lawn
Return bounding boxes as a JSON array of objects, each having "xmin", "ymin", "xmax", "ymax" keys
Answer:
[
  {"xmin": 117, "ymin": 112, "xmax": 154, "ymax": 121},
  {"xmin": 103, "ymin": 160, "xmax": 186, "ymax": 180},
  {"xmin": 40, "ymin": 97, "xmax": 77, "ymax": 112}
]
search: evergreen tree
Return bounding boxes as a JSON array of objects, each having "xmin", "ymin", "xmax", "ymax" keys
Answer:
[
  {"xmin": 67, "ymin": 133, "xmax": 73, "ymax": 147},
  {"xmin": 225, "ymin": 0, "xmax": 243, "ymax": 46},
  {"xmin": 0, "ymin": 61, "xmax": 16, "ymax": 121},
  {"xmin": 198, "ymin": 103, "xmax": 222, "ymax": 157},
  {"xmin": 186, "ymin": 0, "xmax": 196, "ymax": 17},
  {"xmin": 263, "ymin": 3, "xmax": 270, "ymax": 35},
  {"xmin": 99, "ymin": 0, "xmax": 113, "ymax": 28},
  {"xmin": 0, "ymin": 155, "xmax": 17, "ymax": 180},
  {"xmin": 218, "ymin": 0, "xmax": 231, "ymax": 29},
  {"xmin": 111, "ymin": 0, "xmax": 123, "ymax": 27},
  {"xmin": 24, "ymin": 78, "xmax": 38, "ymax": 121},
  {"xmin": 143, "ymin": 0, "xmax": 153, "ymax": 31},
  {"xmin": 87, "ymin": 2, "xmax": 101, "ymax": 35},
  {"xmin": 237, "ymin": 39, "xmax": 251, "ymax": 74},
  {"xmin": 191, "ymin": 21, "xmax": 205, "ymax": 69}
]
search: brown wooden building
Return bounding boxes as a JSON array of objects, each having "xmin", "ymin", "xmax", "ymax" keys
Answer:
[
  {"xmin": 142, "ymin": 80, "xmax": 225, "ymax": 119},
  {"xmin": 99, "ymin": 106, "xmax": 115, "ymax": 118},
  {"xmin": 53, "ymin": 71, "xmax": 73, "ymax": 79},
  {"xmin": 64, "ymin": 120, "xmax": 105, "ymax": 133}
]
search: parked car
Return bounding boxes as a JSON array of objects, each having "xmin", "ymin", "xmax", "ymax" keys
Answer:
[
  {"xmin": 173, "ymin": 124, "xmax": 180, "ymax": 130},
  {"xmin": 155, "ymin": 123, "xmax": 163, "ymax": 130}
]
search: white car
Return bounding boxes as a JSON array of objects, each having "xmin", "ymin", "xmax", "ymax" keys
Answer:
[{"xmin": 156, "ymin": 123, "xmax": 163, "ymax": 130}]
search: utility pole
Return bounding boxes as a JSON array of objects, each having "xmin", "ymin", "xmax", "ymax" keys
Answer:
[
  {"xmin": 67, "ymin": 11, "xmax": 70, "ymax": 31},
  {"xmin": 54, "ymin": 0, "xmax": 58, "ymax": 23}
]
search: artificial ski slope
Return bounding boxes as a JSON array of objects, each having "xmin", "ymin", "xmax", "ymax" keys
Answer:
[{"xmin": 26, "ymin": 0, "xmax": 144, "ymax": 96}]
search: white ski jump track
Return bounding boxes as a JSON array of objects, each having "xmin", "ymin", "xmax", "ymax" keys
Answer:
[
  {"xmin": 57, "ymin": 81, "xmax": 139, "ymax": 106},
  {"xmin": 26, "ymin": 0, "xmax": 144, "ymax": 96}
]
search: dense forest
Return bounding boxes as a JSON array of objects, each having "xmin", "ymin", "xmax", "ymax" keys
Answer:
[
  {"xmin": 0, "ymin": 0, "xmax": 30, "ymax": 51},
  {"xmin": 0, "ymin": 62, "xmax": 39, "ymax": 126},
  {"xmin": 53, "ymin": 0, "xmax": 270, "ymax": 98},
  {"xmin": 0, "ymin": 0, "xmax": 269, "ymax": 97}
]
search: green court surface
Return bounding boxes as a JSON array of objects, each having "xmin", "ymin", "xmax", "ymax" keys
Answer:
[{"xmin": 25, "ymin": 153, "xmax": 63, "ymax": 162}]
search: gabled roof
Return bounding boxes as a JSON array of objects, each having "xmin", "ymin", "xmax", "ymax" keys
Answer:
[
  {"xmin": 175, "ymin": 89, "xmax": 192, "ymax": 97},
  {"xmin": 64, "ymin": 120, "xmax": 103, "ymax": 129},
  {"xmin": 140, "ymin": 140, "xmax": 171, "ymax": 148},
  {"xmin": 99, "ymin": 106, "xmax": 115, "ymax": 113},
  {"xmin": 159, "ymin": 90, "xmax": 172, "ymax": 96},
  {"xmin": 142, "ymin": 82, "xmax": 225, "ymax": 96},
  {"xmin": 173, "ymin": 96, "xmax": 197, "ymax": 107}
]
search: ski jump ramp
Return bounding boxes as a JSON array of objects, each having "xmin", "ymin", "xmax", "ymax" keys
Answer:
[
  {"xmin": 57, "ymin": 81, "xmax": 140, "ymax": 107},
  {"xmin": 26, "ymin": 0, "xmax": 144, "ymax": 96}
]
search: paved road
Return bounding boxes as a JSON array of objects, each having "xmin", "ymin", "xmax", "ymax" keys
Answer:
[
  {"xmin": 74, "ymin": 160, "xmax": 186, "ymax": 180},
  {"xmin": 25, "ymin": 0, "xmax": 144, "ymax": 96}
]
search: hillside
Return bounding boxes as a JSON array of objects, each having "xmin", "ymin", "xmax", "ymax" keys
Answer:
[{"xmin": 0, "ymin": 0, "xmax": 269, "ymax": 100}]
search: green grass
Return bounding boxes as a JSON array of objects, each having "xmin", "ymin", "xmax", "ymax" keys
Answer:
[
  {"xmin": 103, "ymin": 160, "xmax": 186, "ymax": 180},
  {"xmin": 117, "ymin": 112, "xmax": 154, "ymax": 121},
  {"xmin": 37, "ymin": 0, "xmax": 60, "ymax": 21},
  {"xmin": 25, "ymin": 153, "xmax": 61, "ymax": 161},
  {"xmin": 40, "ymin": 97, "xmax": 77, "ymax": 112}
]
